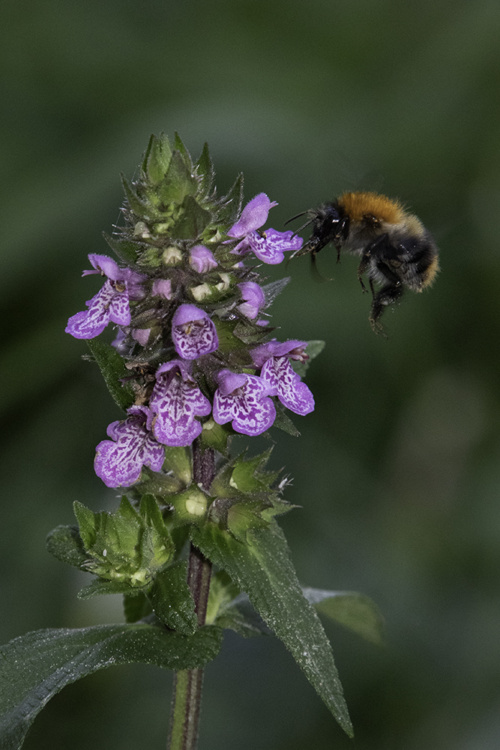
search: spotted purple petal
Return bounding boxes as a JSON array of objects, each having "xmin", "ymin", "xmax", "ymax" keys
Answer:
[
  {"xmin": 260, "ymin": 356, "xmax": 314, "ymax": 415},
  {"xmin": 149, "ymin": 360, "xmax": 212, "ymax": 447},
  {"xmin": 171, "ymin": 304, "xmax": 219, "ymax": 360},
  {"xmin": 246, "ymin": 228, "xmax": 303, "ymax": 265},
  {"xmin": 66, "ymin": 279, "xmax": 131, "ymax": 339},
  {"xmin": 213, "ymin": 370, "xmax": 276, "ymax": 436},
  {"xmin": 94, "ymin": 406, "xmax": 165, "ymax": 488}
]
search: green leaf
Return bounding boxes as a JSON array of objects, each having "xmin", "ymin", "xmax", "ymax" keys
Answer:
[
  {"xmin": 85, "ymin": 339, "xmax": 135, "ymax": 411},
  {"xmin": 303, "ymin": 588, "xmax": 385, "ymax": 646},
  {"xmin": 123, "ymin": 591, "xmax": 152, "ymax": 623},
  {"xmin": 121, "ymin": 174, "xmax": 160, "ymax": 220},
  {"xmin": 77, "ymin": 579, "xmax": 142, "ymax": 599},
  {"xmin": 46, "ymin": 525, "xmax": 88, "ymax": 568},
  {"xmin": 0, "ymin": 623, "xmax": 222, "ymax": 750},
  {"xmin": 148, "ymin": 561, "xmax": 197, "ymax": 635},
  {"xmin": 191, "ymin": 522, "xmax": 353, "ymax": 736}
]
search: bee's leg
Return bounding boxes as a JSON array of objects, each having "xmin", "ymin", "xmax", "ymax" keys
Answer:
[
  {"xmin": 369, "ymin": 282, "xmax": 404, "ymax": 334},
  {"xmin": 357, "ymin": 234, "xmax": 390, "ymax": 293}
]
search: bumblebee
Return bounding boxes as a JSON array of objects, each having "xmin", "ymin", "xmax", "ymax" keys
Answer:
[{"xmin": 290, "ymin": 191, "xmax": 440, "ymax": 333}]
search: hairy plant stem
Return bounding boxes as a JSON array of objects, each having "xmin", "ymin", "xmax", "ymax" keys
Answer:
[{"xmin": 167, "ymin": 442, "xmax": 214, "ymax": 750}]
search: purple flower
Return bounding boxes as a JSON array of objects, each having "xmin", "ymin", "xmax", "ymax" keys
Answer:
[
  {"xmin": 66, "ymin": 254, "xmax": 145, "ymax": 340},
  {"xmin": 94, "ymin": 406, "xmax": 165, "ymax": 488},
  {"xmin": 213, "ymin": 369, "xmax": 276, "ymax": 436},
  {"xmin": 152, "ymin": 279, "xmax": 173, "ymax": 299},
  {"xmin": 227, "ymin": 193, "xmax": 303, "ymax": 265},
  {"xmin": 149, "ymin": 360, "xmax": 212, "ymax": 447},
  {"xmin": 251, "ymin": 340, "xmax": 315, "ymax": 416},
  {"xmin": 189, "ymin": 245, "xmax": 218, "ymax": 273},
  {"xmin": 172, "ymin": 304, "xmax": 219, "ymax": 360},
  {"xmin": 237, "ymin": 281, "xmax": 265, "ymax": 320}
]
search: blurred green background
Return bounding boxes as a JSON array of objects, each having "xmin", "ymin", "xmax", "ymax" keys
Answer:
[{"xmin": 2, "ymin": 0, "xmax": 500, "ymax": 747}]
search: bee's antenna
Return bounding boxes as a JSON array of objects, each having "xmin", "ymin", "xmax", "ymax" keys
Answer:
[{"xmin": 284, "ymin": 210, "xmax": 308, "ymax": 226}]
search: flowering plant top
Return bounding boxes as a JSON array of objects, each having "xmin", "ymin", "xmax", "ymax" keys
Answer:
[{"xmin": 65, "ymin": 134, "xmax": 316, "ymax": 490}]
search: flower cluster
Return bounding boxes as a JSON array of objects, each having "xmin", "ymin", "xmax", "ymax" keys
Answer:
[{"xmin": 66, "ymin": 137, "xmax": 315, "ymax": 489}]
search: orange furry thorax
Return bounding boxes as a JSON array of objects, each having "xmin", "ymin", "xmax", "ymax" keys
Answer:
[{"xmin": 338, "ymin": 191, "xmax": 406, "ymax": 225}]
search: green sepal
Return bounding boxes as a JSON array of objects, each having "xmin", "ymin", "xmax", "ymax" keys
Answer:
[
  {"xmin": 303, "ymin": 588, "xmax": 385, "ymax": 647},
  {"xmin": 217, "ymin": 173, "xmax": 244, "ymax": 227},
  {"xmin": 73, "ymin": 496, "xmax": 175, "ymax": 588},
  {"xmin": 195, "ymin": 142, "xmax": 215, "ymax": 195},
  {"xmin": 199, "ymin": 418, "xmax": 231, "ymax": 455},
  {"xmin": 272, "ymin": 403, "xmax": 301, "ymax": 437},
  {"xmin": 143, "ymin": 133, "xmax": 173, "ymax": 186},
  {"xmin": 168, "ymin": 486, "xmax": 208, "ymax": 525},
  {"xmin": 163, "ymin": 446, "xmax": 192, "ymax": 486},
  {"xmin": 173, "ymin": 132, "xmax": 193, "ymax": 166},
  {"xmin": 205, "ymin": 571, "xmax": 265, "ymax": 638},
  {"xmin": 85, "ymin": 339, "xmax": 135, "ymax": 411},
  {"xmin": 210, "ymin": 449, "xmax": 280, "ymax": 500},
  {"xmin": 190, "ymin": 521, "xmax": 353, "ymax": 737},
  {"xmin": 123, "ymin": 591, "xmax": 152, "ymax": 623},
  {"xmin": 46, "ymin": 525, "xmax": 87, "ymax": 569},
  {"xmin": 157, "ymin": 150, "xmax": 197, "ymax": 205},
  {"xmin": 170, "ymin": 195, "xmax": 212, "ymax": 239},
  {"xmin": 121, "ymin": 174, "xmax": 161, "ymax": 221},
  {"xmin": 0, "ymin": 623, "xmax": 223, "ymax": 750},
  {"xmin": 292, "ymin": 340, "xmax": 325, "ymax": 377},
  {"xmin": 262, "ymin": 277, "xmax": 291, "ymax": 307},
  {"xmin": 148, "ymin": 561, "xmax": 197, "ymax": 635},
  {"xmin": 212, "ymin": 318, "xmax": 249, "ymax": 355},
  {"xmin": 230, "ymin": 448, "xmax": 280, "ymax": 494},
  {"xmin": 102, "ymin": 232, "xmax": 140, "ymax": 265},
  {"xmin": 134, "ymin": 468, "xmax": 184, "ymax": 497}
]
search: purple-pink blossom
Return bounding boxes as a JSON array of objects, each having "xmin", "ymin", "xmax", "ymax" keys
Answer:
[
  {"xmin": 66, "ymin": 254, "xmax": 145, "ymax": 340},
  {"xmin": 227, "ymin": 193, "xmax": 303, "ymax": 265},
  {"xmin": 171, "ymin": 304, "xmax": 219, "ymax": 360},
  {"xmin": 189, "ymin": 245, "xmax": 217, "ymax": 273},
  {"xmin": 149, "ymin": 360, "xmax": 212, "ymax": 446},
  {"xmin": 94, "ymin": 406, "xmax": 165, "ymax": 488},
  {"xmin": 251, "ymin": 340, "xmax": 315, "ymax": 416},
  {"xmin": 237, "ymin": 281, "xmax": 266, "ymax": 320},
  {"xmin": 213, "ymin": 369, "xmax": 276, "ymax": 436}
]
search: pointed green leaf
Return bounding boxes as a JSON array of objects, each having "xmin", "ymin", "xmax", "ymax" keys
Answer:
[
  {"xmin": 77, "ymin": 578, "xmax": 142, "ymax": 599},
  {"xmin": 0, "ymin": 623, "xmax": 222, "ymax": 750},
  {"xmin": 173, "ymin": 132, "xmax": 192, "ymax": 165},
  {"xmin": 190, "ymin": 522, "xmax": 353, "ymax": 736},
  {"xmin": 303, "ymin": 588, "xmax": 385, "ymax": 646},
  {"xmin": 73, "ymin": 501, "xmax": 97, "ymax": 549},
  {"xmin": 85, "ymin": 339, "xmax": 135, "ymax": 411},
  {"xmin": 148, "ymin": 561, "xmax": 197, "ymax": 635}
]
